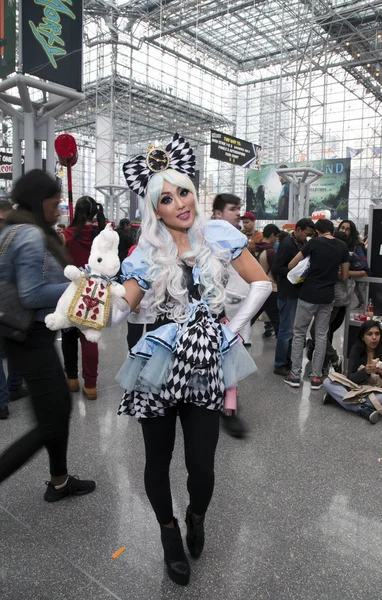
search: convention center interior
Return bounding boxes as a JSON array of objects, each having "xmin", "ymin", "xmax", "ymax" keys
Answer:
[{"xmin": 1, "ymin": 0, "xmax": 382, "ymax": 598}]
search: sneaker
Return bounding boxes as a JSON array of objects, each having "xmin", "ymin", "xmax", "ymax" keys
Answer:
[
  {"xmin": 221, "ymin": 412, "xmax": 248, "ymax": 438},
  {"xmin": 44, "ymin": 475, "xmax": 96, "ymax": 502},
  {"xmin": 311, "ymin": 377, "xmax": 323, "ymax": 391},
  {"xmin": 369, "ymin": 411, "xmax": 380, "ymax": 424},
  {"xmin": 67, "ymin": 378, "xmax": 80, "ymax": 392},
  {"xmin": 9, "ymin": 386, "xmax": 29, "ymax": 402},
  {"xmin": 274, "ymin": 365, "xmax": 291, "ymax": 376},
  {"xmin": 83, "ymin": 386, "xmax": 97, "ymax": 400},
  {"xmin": 332, "ymin": 358, "xmax": 343, "ymax": 374},
  {"xmin": 359, "ymin": 407, "xmax": 380, "ymax": 424},
  {"xmin": 0, "ymin": 405, "xmax": 9, "ymax": 419},
  {"xmin": 322, "ymin": 393, "xmax": 334, "ymax": 405},
  {"xmin": 284, "ymin": 373, "xmax": 301, "ymax": 388},
  {"xmin": 262, "ymin": 330, "xmax": 274, "ymax": 339}
]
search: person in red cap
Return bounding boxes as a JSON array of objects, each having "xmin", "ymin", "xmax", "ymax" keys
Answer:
[{"xmin": 242, "ymin": 212, "xmax": 263, "ymax": 254}]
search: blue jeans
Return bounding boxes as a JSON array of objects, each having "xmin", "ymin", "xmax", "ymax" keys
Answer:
[
  {"xmin": 323, "ymin": 379, "xmax": 375, "ymax": 415},
  {"xmin": 0, "ymin": 354, "xmax": 22, "ymax": 407},
  {"xmin": 274, "ymin": 296, "xmax": 298, "ymax": 368}
]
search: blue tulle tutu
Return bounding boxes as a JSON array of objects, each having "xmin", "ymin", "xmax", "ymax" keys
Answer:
[{"xmin": 116, "ymin": 301, "xmax": 256, "ymax": 399}]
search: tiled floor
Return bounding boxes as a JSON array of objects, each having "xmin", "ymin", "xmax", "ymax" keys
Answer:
[{"xmin": 1, "ymin": 323, "xmax": 382, "ymax": 599}]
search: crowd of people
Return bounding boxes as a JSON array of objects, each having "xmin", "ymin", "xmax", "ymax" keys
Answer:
[{"xmin": 0, "ymin": 133, "xmax": 378, "ymax": 588}]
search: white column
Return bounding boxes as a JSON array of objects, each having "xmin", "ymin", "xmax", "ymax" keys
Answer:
[
  {"xmin": 24, "ymin": 112, "xmax": 35, "ymax": 173},
  {"xmin": 46, "ymin": 117, "xmax": 56, "ymax": 177},
  {"xmin": 12, "ymin": 117, "xmax": 22, "ymax": 181}
]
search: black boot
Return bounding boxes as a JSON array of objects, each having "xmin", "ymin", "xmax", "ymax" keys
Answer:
[
  {"xmin": 160, "ymin": 518, "xmax": 190, "ymax": 586},
  {"xmin": 185, "ymin": 505, "xmax": 205, "ymax": 559}
]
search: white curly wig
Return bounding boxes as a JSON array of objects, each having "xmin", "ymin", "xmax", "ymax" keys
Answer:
[{"xmin": 138, "ymin": 169, "xmax": 229, "ymax": 322}]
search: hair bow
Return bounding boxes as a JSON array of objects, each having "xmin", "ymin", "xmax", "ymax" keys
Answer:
[{"xmin": 122, "ymin": 133, "xmax": 195, "ymax": 197}]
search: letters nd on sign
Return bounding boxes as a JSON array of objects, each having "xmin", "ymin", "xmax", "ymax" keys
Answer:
[
  {"xmin": 21, "ymin": 0, "xmax": 83, "ymax": 90},
  {"xmin": 28, "ymin": 0, "xmax": 76, "ymax": 69}
]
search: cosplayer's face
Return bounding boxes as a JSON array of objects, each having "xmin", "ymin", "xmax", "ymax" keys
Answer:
[{"xmin": 156, "ymin": 181, "xmax": 196, "ymax": 231}]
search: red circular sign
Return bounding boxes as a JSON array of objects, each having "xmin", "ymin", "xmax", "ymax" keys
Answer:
[{"xmin": 54, "ymin": 134, "xmax": 78, "ymax": 167}]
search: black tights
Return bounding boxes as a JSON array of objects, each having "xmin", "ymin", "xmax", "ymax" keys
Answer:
[
  {"xmin": 141, "ymin": 404, "xmax": 220, "ymax": 525},
  {"xmin": 0, "ymin": 324, "xmax": 72, "ymax": 482}
]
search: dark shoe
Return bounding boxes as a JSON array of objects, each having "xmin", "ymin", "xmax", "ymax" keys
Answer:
[
  {"xmin": 44, "ymin": 475, "xmax": 96, "ymax": 502},
  {"xmin": 0, "ymin": 405, "xmax": 9, "ymax": 419},
  {"xmin": 359, "ymin": 407, "xmax": 380, "ymax": 424},
  {"xmin": 311, "ymin": 377, "xmax": 323, "ymax": 391},
  {"xmin": 322, "ymin": 393, "xmax": 334, "ymax": 405},
  {"xmin": 274, "ymin": 365, "xmax": 290, "ymax": 376},
  {"xmin": 185, "ymin": 505, "xmax": 205, "ymax": 559},
  {"xmin": 332, "ymin": 358, "xmax": 343, "ymax": 374},
  {"xmin": 262, "ymin": 329, "xmax": 274, "ymax": 338},
  {"xmin": 221, "ymin": 412, "xmax": 247, "ymax": 438},
  {"xmin": 9, "ymin": 386, "xmax": 28, "ymax": 402},
  {"xmin": 160, "ymin": 518, "xmax": 190, "ymax": 586},
  {"xmin": 284, "ymin": 373, "xmax": 301, "ymax": 388},
  {"xmin": 306, "ymin": 338, "xmax": 314, "ymax": 361}
]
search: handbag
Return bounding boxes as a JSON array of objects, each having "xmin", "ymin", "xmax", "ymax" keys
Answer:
[{"xmin": 0, "ymin": 225, "xmax": 34, "ymax": 342}]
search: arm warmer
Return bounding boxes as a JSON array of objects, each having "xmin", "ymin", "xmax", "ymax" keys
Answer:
[{"xmin": 228, "ymin": 280, "xmax": 272, "ymax": 335}]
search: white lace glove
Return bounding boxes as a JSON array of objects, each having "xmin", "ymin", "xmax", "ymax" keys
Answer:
[
  {"xmin": 108, "ymin": 297, "xmax": 131, "ymax": 326},
  {"xmin": 228, "ymin": 280, "xmax": 272, "ymax": 335}
]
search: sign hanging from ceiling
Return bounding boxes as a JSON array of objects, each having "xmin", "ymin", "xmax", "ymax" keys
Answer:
[
  {"xmin": 0, "ymin": 151, "xmax": 24, "ymax": 180},
  {"xmin": 0, "ymin": 0, "xmax": 16, "ymax": 78},
  {"xmin": 210, "ymin": 130, "xmax": 262, "ymax": 169},
  {"xmin": 21, "ymin": 0, "xmax": 83, "ymax": 91}
]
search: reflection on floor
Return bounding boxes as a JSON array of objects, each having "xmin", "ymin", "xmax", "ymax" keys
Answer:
[{"xmin": 1, "ymin": 322, "xmax": 382, "ymax": 600}]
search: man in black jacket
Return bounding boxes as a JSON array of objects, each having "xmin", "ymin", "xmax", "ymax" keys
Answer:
[{"xmin": 271, "ymin": 218, "xmax": 316, "ymax": 376}]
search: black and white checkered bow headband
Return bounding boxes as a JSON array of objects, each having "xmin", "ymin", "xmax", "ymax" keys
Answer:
[{"xmin": 122, "ymin": 133, "xmax": 196, "ymax": 197}]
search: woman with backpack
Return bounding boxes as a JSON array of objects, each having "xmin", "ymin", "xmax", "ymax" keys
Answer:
[
  {"xmin": 61, "ymin": 196, "xmax": 106, "ymax": 400},
  {"xmin": 0, "ymin": 170, "xmax": 95, "ymax": 500}
]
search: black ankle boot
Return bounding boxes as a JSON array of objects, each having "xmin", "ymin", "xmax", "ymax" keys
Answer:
[
  {"xmin": 160, "ymin": 518, "xmax": 190, "ymax": 586},
  {"xmin": 185, "ymin": 505, "xmax": 205, "ymax": 559}
]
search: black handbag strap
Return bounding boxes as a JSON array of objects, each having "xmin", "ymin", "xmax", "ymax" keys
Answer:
[{"xmin": 0, "ymin": 225, "xmax": 25, "ymax": 257}]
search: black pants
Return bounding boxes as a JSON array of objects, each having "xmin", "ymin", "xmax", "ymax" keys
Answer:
[
  {"xmin": 141, "ymin": 404, "xmax": 220, "ymax": 525},
  {"xmin": 251, "ymin": 291, "xmax": 280, "ymax": 335},
  {"xmin": 0, "ymin": 323, "xmax": 72, "ymax": 482},
  {"xmin": 127, "ymin": 322, "xmax": 156, "ymax": 351}
]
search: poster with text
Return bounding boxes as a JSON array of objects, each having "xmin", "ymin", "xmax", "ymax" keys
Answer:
[
  {"xmin": 0, "ymin": 0, "xmax": 16, "ymax": 78},
  {"xmin": 21, "ymin": 0, "xmax": 83, "ymax": 90},
  {"xmin": 246, "ymin": 158, "xmax": 350, "ymax": 220}
]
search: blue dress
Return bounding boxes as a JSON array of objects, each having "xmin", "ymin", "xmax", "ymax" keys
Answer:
[{"xmin": 116, "ymin": 220, "xmax": 257, "ymax": 419}]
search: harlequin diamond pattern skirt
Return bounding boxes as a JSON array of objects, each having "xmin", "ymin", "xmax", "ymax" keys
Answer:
[{"xmin": 118, "ymin": 305, "xmax": 226, "ymax": 420}]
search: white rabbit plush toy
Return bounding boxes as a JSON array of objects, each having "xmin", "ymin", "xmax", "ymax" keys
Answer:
[{"xmin": 45, "ymin": 224, "xmax": 126, "ymax": 343}]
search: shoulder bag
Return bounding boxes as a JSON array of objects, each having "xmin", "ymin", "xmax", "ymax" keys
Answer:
[{"xmin": 0, "ymin": 225, "xmax": 34, "ymax": 342}]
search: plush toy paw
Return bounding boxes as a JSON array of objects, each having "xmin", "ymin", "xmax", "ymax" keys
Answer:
[
  {"xmin": 111, "ymin": 283, "xmax": 126, "ymax": 298},
  {"xmin": 64, "ymin": 265, "xmax": 82, "ymax": 282},
  {"xmin": 45, "ymin": 313, "xmax": 69, "ymax": 331},
  {"xmin": 83, "ymin": 329, "xmax": 102, "ymax": 343}
]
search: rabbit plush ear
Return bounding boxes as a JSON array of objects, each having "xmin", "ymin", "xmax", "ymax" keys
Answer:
[{"xmin": 92, "ymin": 224, "xmax": 120, "ymax": 254}]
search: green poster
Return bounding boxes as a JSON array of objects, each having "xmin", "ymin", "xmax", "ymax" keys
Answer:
[
  {"xmin": 0, "ymin": 0, "xmax": 16, "ymax": 78},
  {"xmin": 246, "ymin": 158, "xmax": 351, "ymax": 221}
]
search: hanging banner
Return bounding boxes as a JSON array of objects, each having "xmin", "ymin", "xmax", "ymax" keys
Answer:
[
  {"xmin": 21, "ymin": 0, "xmax": 83, "ymax": 91},
  {"xmin": 0, "ymin": 0, "xmax": 16, "ymax": 78},
  {"xmin": 210, "ymin": 130, "xmax": 262, "ymax": 168},
  {"xmin": 0, "ymin": 151, "xmax": 24, "ymax": 180},
  {"xmin": 246, "ymin": 158, "xmax": 351, "ymax": 220}
]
